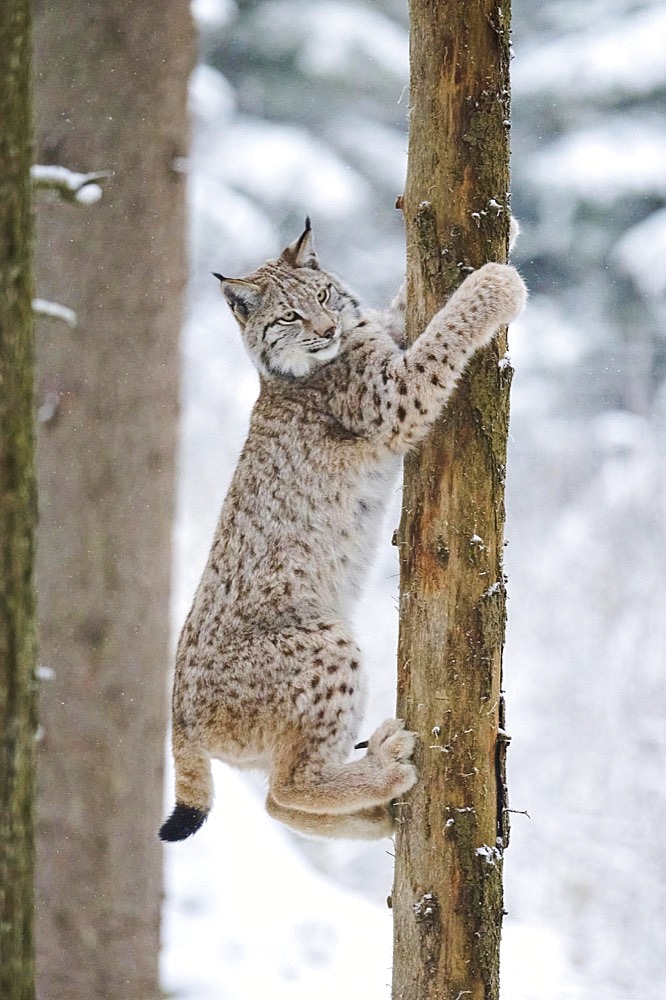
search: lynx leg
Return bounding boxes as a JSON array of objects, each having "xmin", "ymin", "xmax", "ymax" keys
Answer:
[
  {"xmin": 159, "ymin": 734, "xmax": 213, "ymax": 842},
  {"xmin": 269, "ymin": 718, "xmax": 417, "ymax": 816},
  {"xmin": 266, "ymin": 795, "xmax": 396, "ymax": 840}
]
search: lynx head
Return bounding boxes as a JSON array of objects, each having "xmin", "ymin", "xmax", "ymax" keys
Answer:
[{"xmin": 214, "ymin": 219, "xmax": 361, "ymax": 379}]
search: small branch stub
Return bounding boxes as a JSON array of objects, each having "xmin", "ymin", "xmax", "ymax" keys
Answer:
[
  {"xmin": 32, "ymin": 299, "xmax": 77, "ymax": 328},
  {"xmin": 31, "ymin": 164, "xmax": 113, "ymax": 204}
]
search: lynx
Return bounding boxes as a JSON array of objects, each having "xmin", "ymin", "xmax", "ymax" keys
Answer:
[{"xmin": 160, "ymin": 219, "xmax": 527, "ymax": 842}]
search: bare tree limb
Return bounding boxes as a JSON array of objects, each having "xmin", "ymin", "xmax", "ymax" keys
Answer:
[
  {"xmin": 32, "ymin": 299, "xmax": 77, "ymax": 328},
  {"xmin": 31, "ymin": 164, "xmax": 112, "ymax": 204}
]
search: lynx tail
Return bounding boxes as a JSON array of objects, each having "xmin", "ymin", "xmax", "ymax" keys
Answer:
[{"xmin": 159, "ymin": 802, "xmax": 208, "ymax": 842}]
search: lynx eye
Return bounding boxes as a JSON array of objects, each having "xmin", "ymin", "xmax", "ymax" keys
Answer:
[
  {"xmin": 279, "ymin": 310, "xmax": 299, "ymax": 323},
  {"xmin": 317, "ymin": 286, "xmax": 330, "ymax": 304}
]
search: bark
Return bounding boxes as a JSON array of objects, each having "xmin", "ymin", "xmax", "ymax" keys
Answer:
[
  {"xmin": 0, "ymin": 1, "xmax": 37, "ymax": 998},
  {"xmin": 392, "ymin": 3, "xmax": 513, "ymax": 999},
  {"xmin": 32, "ymin": 4, "xmax": 194, "ymax": 998}
]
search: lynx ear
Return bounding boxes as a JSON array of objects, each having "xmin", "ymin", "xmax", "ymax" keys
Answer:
[
  {"xmin": 280, "ymin": 216, "xmax": 319, "ymax": 269},
  {"xmin": 213, "ymin": 274, "xmax": 263, "ymax": 325}
]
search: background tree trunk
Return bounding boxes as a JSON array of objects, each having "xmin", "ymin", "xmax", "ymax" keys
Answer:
[
  {"xmin": 392, "ymin": 3, "xmax": 513, "ymax": 998},
  {"xmin": 32, "ymin": 4, "xmax": 194, "ymax": 998},
  {"xmin": 0, "ymin": 3, "xmax": 37, "ymax": 998}
]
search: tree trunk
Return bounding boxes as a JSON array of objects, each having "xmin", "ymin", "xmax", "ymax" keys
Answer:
[
  {"xmin": 32, "ymin": 4, "xmax": 194, "ymax": 998},
  {"xmin": 392, "ymin": 3, "xmax": 513, "ymax": 999},
  {"xmin": 0, "ymin": 2, "xmax": 37, "ymax": 998}
]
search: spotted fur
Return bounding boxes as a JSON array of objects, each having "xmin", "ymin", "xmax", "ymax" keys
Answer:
[{"xmin": 160, "ymin": 221, "xmax": 527, "ymax": 842}]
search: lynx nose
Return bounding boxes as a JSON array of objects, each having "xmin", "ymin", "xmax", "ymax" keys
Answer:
[{"xmin": 312, "ymin": 319, "xmax": 337, "ymax": 340}]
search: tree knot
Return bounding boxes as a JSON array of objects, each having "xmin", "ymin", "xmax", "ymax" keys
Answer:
[{"xmin": 413, "ymin": 891, "xmax": 439, "ymax": 924}]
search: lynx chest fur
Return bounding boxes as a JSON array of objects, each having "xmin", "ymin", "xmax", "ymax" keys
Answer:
[
  {"xmin": 160, "ymin": 219, "xmax": 527, "ymax": 843},
  {"xmin": 196, "ymin": 373, "xmax": 400, "ymax": 629}
]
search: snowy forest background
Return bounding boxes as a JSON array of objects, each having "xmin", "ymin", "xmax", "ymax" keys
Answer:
[{"xmin": 162, "ymin": 0, "xmax": 666, "ymax": 997}]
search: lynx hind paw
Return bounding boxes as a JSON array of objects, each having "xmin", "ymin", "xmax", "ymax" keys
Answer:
[
  {"xmin": 359, "ymin": 803, "xmax": 399, "ymax": 838},
  {"xmin": 368, "ymin": 718, "xmax": 417, "ymax": 763}
]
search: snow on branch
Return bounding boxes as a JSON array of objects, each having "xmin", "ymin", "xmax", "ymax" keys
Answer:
[
  {"xmin": 32, "ymin": 298, "xmax": 77, "ymax": 328},
  {"xmin": 31, "ymin": 165, "xmax": 113, "ymax": 204}
]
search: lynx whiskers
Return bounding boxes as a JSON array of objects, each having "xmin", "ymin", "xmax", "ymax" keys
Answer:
[{"xmin": 160, "ymin": 219, "xmax": 527, "ymax": 842}]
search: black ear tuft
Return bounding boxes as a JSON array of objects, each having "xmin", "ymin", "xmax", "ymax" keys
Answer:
[
  {"xmin": 212, "ymin": 272, "xmax": 226, "ymax": 282},
  {"xmin": 280, "ymin": 219, "xmax": 318, "ymax": 269}
]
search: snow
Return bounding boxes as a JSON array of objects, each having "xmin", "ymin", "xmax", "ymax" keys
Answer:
[
  {"xmin": 189, "ymin": 64, "xmax": 236, "ymax": 124},
  {"xmin": 32, "ymin": 298, "xmax": 77, "ymax": 328},
  {"xmin": 162, "ymin": 767, "xmax": 579, "ymax": 1000},
  {"xmin": 614, "ymin": 207, "xmax": 666, "ymax": 300},
  {"xmin": 500, "ymin": 925, "xmax": 584, "ymax": 1000},
  {"xmin": 198, "ymin": 118, "xmax": 370, "ymax": 216},
  {"xmin": 162, "ymin": 765, "xmax": 395, "ymax": 1000},
  {"xmin": 508, "ymin": 296, "xmax": 594, "ymax": 372},
  {"xmin": 187, "ymin": 174, "xmax": 279, "ymax": 270},
  {"xmin": 512, "ymin": 6, "xmax": 666, "ymax": 101},
  {"xmin": 30, "ymin": 164, "xmax": 108, "ymax": 203},
  {"xmin": 245, "ymin": 1, "xmax": 408, "ymax": 82},
  {"xmin": 475, "ymin": 844, "xmax": 502, "ymax": 865},
  {"xmin": 529, "ymin": 119, "xmax": 666, "ymax": 204},
  {"xmin": 330, "ymin": 119, "xmax": 407, "ymax": 192},
  {"xmin": 190, "ymin": 0, "xmax": 237, "ymax": 31},
  {"xmin": 37, "ymin": 392, "xmax": 60, "ymax": 425},
  {"xmin": 74, "ymin": 183, "xmax": 103, "ymax": 205}
]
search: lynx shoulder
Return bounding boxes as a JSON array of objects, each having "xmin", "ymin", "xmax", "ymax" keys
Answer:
[{"xmin": 160, "ymin": 220, "xmax": 527, "ymax": 842}]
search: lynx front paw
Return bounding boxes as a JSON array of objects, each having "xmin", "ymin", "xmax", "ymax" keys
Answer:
[{"xmin": 473, "ymin": 262, "xmax": 528, "ymax": 326}]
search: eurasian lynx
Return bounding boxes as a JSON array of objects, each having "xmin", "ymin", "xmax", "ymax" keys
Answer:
[{"xmin": 160, "ymin": 220, "xmax": 527, "ymax": 842}]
